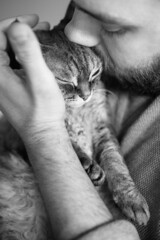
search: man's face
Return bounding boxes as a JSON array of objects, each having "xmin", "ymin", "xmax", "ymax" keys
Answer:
[{"xmin": 65, "ymin": 0, "xmax": 160, "ymax": 94}]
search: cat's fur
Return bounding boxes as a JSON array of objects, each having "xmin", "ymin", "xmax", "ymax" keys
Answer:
[{"xmin": 0, "ymin": 28, "xmax": 150, "ymax": 239}]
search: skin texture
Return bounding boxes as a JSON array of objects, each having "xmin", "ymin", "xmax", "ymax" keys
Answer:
[
  {"xmin": 65, "ymin": 0, "xmax": 160, "ymax": 94},
  {"xmin": 0, "ymin": 15, "xmax": 140, "ymax": 240}
]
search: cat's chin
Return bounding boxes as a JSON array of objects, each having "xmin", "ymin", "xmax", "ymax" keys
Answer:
[
  {"xmin": 66, "ymin": 93, "xmax": 94, "ymax": 108},
  {"xmin": 66, "ymin": 95, "xmax": 92, "ymax": 108},
  {"xmin": 66, "ymin": 100, "xmax": 85, "ymax": 108}
]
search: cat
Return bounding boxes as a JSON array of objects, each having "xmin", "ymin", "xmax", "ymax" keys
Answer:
[{"xmin": 0, "ymin": 27, "xmax": 150, "ymax": 239}]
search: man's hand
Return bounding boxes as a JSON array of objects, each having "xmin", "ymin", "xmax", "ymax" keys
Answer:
[{"xmin": 0, "ymin": 15, "xmax": 65, "ymax": 141}]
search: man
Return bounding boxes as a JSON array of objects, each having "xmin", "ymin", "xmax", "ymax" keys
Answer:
[
  {"xmin": 0, "ymin": 14, "xmax": 139, "ymax": 240},
  {"xmin": 0, "ymin": 0, "xmax": 159, "ymax": 239},
  {"xmin": 65, "ymin": 0, "xmax": 160, "ymax": 95},
  {"xmin": 64, "ymin": 1, "xmax": 160, "ymax": 239}
]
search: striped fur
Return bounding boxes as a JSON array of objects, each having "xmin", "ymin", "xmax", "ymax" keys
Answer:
[{"xmin": 0, "ymin": 28, "xmax": 150, "ymax": 239}]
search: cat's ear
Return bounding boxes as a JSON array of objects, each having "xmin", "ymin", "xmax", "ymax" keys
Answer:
[
  {"xmin": 52, "ymin": 1, "xmax": 75, "ymax": 31},
  {"xmin": 36, "ymin": 1, "xmax": 75, "ymax": 44},
  {"xmin": 35, "ymin": 30, "xmax": 53, "ymax": 45}
]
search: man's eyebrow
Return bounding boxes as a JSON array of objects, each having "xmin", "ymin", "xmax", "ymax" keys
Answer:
[{"xmin": 73, "ymin": 1, "xmax": 135, "ymax": 27}]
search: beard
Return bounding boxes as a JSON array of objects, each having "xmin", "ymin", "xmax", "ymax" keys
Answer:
[
  {"xmin": 95, "ymin": 44, "xmax": 160, "ymax": 95},
  {"xmin": 105, "ymin": 55, "xmax": 160, "ymax": 96}
]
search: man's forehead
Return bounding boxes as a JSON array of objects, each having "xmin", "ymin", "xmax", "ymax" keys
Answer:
[
  {"xmin": 73, "ymin": 0, "xmax": 137, "ymax": 25},
  {"xmin": 73, "ymin": 0, "xmax": 109, "ymax": 13},
  {"xmin": 73, "ymin": 0, "xmax": 155, "ymax": 6},
  {"xmin": 72, "ymin": 0, "xmax": 159, "ymax": 25},
  {"xmin": 73, "ymin": 0, "xmax": 156, "ymax": 13}
]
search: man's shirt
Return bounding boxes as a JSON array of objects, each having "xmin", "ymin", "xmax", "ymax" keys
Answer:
[{"xmin": 60, "ymin": 3, "xmax": 160, "ymax": 239}]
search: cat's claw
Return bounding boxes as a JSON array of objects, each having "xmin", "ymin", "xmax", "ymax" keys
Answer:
[
  {"xmin": 87, "ymin": 162, "xmax": 105, "ymax": 186},
  {"xmin": 78, "ymin": 154, "xmax": 105, "ymax": 186},
  {"xmin": 82, "ymin": 157, "xmax": 93, "ymax": 171},
  {"xmin": 113, "ymin": 187, "xmax": 150, "ymax": 226}
]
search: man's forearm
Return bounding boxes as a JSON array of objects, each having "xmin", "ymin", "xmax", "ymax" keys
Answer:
[{"xmin": 24, "ymin": 125, "xmax": 139, "ymax": 240}]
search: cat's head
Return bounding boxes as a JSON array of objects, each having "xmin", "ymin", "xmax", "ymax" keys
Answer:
[{"xmin": 36, "ymin": 29, "xmax": 103, "ymax": 108}]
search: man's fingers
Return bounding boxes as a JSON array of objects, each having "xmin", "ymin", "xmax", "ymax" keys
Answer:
[
  {"xmin": 0, "ymin": 14, "xmax": 39, "ymax": 31},
  {"xmin": 0, "ymin": 32, "xmax": 7, "ymax": 51},
  {"xmin": 16, "ymin": 14, "xmax": 39, "ymax": 27},
  {"xmin": 7, "ymin": 22, "xmax": 53, "ymax": 88},
  {"xmin": 0, "ymin": 66, "xmax": 32, "ymax": 127},
  {"xmin": 33, "ymin": 21, "xmax": 50, "ymax": 31},
  {"xmin": 0, "ymin": 14, "xmax": 39, "ymax": 50},
  {"xmin": 0, "ymin": 50, "xmax": 10, "ymax": 67}
]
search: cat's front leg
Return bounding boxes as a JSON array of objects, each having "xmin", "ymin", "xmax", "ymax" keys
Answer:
[
  {"xmin": 72, "ymin": 143, "xmax": 105, "ymax": 186},
  {"xmin": 93, "ymin": 126, "xmax": 150, "ymax": 225}
]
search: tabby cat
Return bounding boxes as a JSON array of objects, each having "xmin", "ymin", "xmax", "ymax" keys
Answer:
[{"xmin": 0, "ymin": 27, "xmax": 150, "ymax": 239}]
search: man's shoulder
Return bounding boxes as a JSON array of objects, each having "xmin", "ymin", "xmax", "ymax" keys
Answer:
[
  {"xmin": 119, "ymin": 95, "xmax": 160, "ymax": 240},
  {"xmin": 120, "ymin": 94, "xmax": 160, "ymax": 155}
]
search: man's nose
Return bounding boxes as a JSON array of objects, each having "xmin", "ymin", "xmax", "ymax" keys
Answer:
[{"xmin": 64, "ymin": 8, "xmax": 101, "ymax": 47}]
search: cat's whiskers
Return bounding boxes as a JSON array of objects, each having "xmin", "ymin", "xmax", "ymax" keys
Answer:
[{"xmin": 94, "ymin": 88, "xmax": 115, "ymax": 97}]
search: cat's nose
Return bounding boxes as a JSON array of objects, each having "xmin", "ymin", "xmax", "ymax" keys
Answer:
[{"xmin": 82, "ymin": 94, "xmax": 90, "ymax": 101}]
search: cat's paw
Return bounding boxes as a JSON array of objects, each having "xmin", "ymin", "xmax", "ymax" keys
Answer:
[
  {"xmin": 81, "ymin": 155, "xmax": 93, "ymax": 171},
  {"xmin": 78, "ymin": 153, "xmax": 105, "ymax": 186},
  {"xmin": 113, "ymin": 186, "xmax": 150, "ymax": 226},
  {"xmin": 87, "ymin": 161, "xmax": 105, "ymax": 186}
]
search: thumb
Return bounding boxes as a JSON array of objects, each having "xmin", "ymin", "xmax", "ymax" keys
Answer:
[{"xmin": 7, "ymin": 22, "xmax": 54, "ymax": 89}]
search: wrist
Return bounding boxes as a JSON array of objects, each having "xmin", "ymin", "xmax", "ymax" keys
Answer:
[{"xmin": 22, "ymin": 120, "xmax": 69, "ymax": 149}]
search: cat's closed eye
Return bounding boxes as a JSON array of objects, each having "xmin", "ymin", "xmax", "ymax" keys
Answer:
[
  {"xmin": 90, "ymin": 68, "xmax": 102, "ymax": 80},
  {"xmin": 57, "ymin": 79, "xmax": 75, "ymax": 92}
]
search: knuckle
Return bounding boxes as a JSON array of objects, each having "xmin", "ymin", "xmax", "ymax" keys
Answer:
[{"xmin": 8, "ymin": 23, "xmax": 35, "ymax": 47}]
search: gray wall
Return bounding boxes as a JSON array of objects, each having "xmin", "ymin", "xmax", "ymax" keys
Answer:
[{"xmin": 0, "ymin": 0, "xmax": 70, "ymax": 27}]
